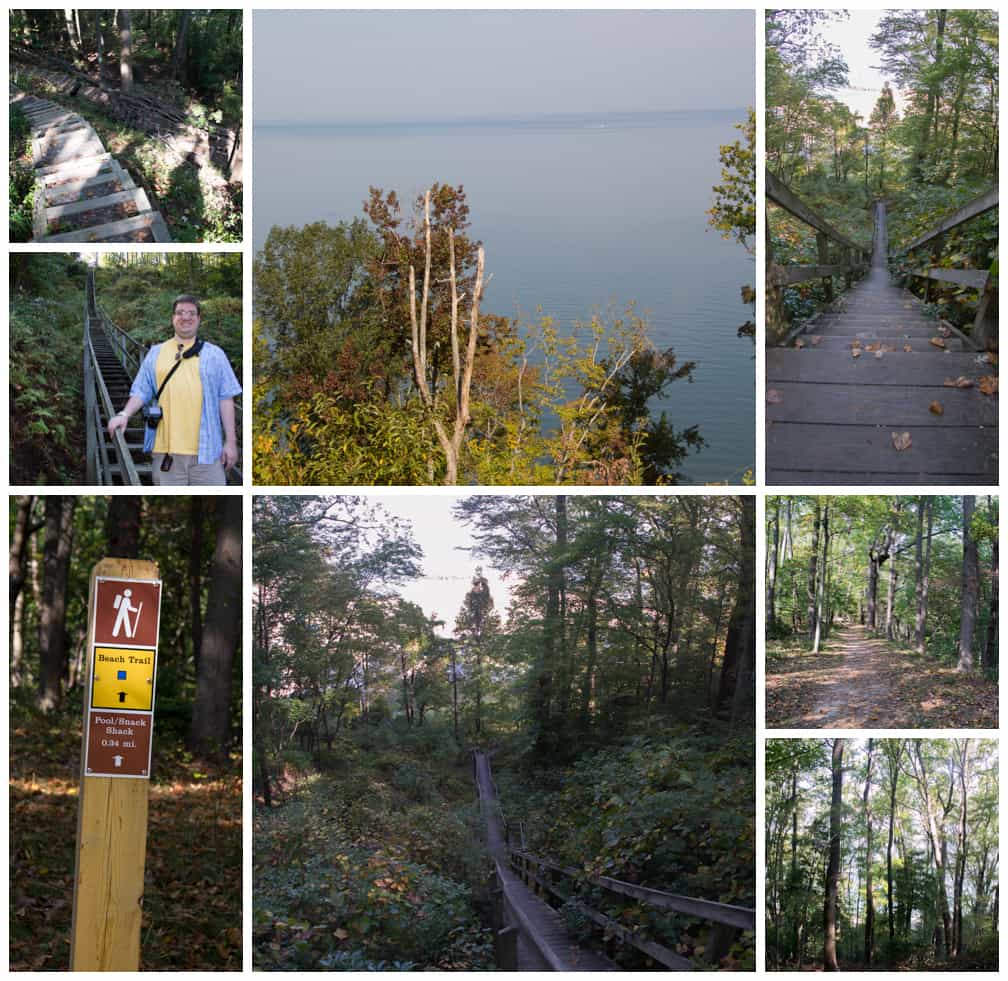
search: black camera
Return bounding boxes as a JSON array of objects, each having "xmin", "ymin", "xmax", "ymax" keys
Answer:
[{"xmin": 144, "ymin": 403, "xmax": 162, "ymax": 431}]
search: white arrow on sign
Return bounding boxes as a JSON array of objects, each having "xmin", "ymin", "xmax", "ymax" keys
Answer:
[{"xmin": 113, "ymin": 755, "xmax": 123, "ymax": 768}]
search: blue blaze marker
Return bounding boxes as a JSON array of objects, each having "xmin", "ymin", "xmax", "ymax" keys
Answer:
[{"xmin": 118, "ymin": 670, "xmax": 127, "ymax": 680}]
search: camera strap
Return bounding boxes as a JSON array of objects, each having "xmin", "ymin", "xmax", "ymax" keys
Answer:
[{"xmin": 153, "ymin": 337, "xmax": 203, "ymax": 402}]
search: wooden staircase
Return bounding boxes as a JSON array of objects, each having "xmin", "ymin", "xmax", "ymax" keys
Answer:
[
  {"xmin": 11, "ymin": 87, "xmax": 171, "ymax": 244},
  {"xmin": 767, "ymin": 201, "xmax": 997, "ymax": 485}
]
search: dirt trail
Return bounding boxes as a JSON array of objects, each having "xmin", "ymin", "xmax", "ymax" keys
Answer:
[{"xmin": 766, "ymin": 624, "xmax": 998, "ymax": 730}]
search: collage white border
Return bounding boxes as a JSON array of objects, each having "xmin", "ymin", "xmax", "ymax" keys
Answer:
[{"xmin": 2, "ymin": 2, "xmax": 1002, "ymax": 976}]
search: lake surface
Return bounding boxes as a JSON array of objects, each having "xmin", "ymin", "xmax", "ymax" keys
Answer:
[{"xmin": 254, "ymin": 112, "xmax": 754, "ymax": 483}]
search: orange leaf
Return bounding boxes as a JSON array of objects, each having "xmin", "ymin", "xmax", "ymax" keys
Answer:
[
  {"xmin": 892, "ymin": 431, "xmax": 912, "ymax": 451},
  {"xmin": 929, "ymin": 337, "xmax": 946, "ymax": 349},
  {"xmin": 979, "ymin": 375, "xmax": 998, "ymax": 396},
  {"xmin": 929, "ymin": 401, "xmax": 944, "ymax": 416}
]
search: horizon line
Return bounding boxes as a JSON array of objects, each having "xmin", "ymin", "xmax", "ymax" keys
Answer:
[{"xmin": 255, "ymin": 107, "xmax": 749, "ymax": 129}]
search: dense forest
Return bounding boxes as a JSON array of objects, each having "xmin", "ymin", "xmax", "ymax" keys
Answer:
[
  {"xmin": 254, "ymin": 495, "xmax": 755, "ymax": 970},
  {"xmin": 766, "ymin": 496, "xmax": 997, "ymax": 728},
  {"xmin": 9, "ymin": 251, "xmax": 241, "ymax": 484},
  {"xmin": 253, "ymin": 118, "xmax": 754, "ymax": 486},
  {"xmin": 9, "ymin": 495, "xmax": 241, "ymax": 970},
  {"xmin": 766, "ymin": 10, "xmax": 998, "ymax": 337},
  {"xmin": 767, "ymin": 738, "xmax": 998, "ymax": 972},
  {"xmin": 9, "ymin": 9, "xmax": 242, "ymax": 241}
]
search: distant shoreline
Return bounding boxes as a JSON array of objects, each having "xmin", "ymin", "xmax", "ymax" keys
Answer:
[{"xmin": 255, "ymin": 108, "xmax": 747, "ymax": 131}]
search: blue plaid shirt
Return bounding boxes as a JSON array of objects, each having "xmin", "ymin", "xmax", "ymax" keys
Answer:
[{"xmin": 130, "ymin": 341, "xmax": 241, "ymax": 464}]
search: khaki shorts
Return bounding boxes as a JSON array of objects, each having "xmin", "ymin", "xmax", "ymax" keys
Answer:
[{"xmin": 151, "ymin": 453, "xmax": 226, "ymax": 486}]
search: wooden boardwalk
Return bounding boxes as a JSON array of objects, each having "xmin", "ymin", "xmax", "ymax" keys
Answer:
[
  {"xmin": 11, "ymin": 87, "xmax": 171, "ymax": 243},
  {"xmin": 767, "ymin": 202, "xmax": 997, "ymax": 485},
  {"xmin": 474, "ymin": 752, "xmax": 616, "ymax": 971}
]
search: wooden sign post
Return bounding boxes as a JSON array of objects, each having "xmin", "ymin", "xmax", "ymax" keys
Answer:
[{"xmin": 71, "ymin": 558, "xmax": 162, "ymax": 971}]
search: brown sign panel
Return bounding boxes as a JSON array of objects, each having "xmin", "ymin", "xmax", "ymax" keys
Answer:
[
  {"xmin": 85, "ymin": 710, "xmax": 153, "ymax": 778},
  {"xmin": 93, "ymin": 578, "xmax": 162, "ymax": 648}
]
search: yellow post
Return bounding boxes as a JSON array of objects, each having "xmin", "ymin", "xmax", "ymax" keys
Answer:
[{"xmin": 71, "ymin": 557, "xmax": 161, "ymax": 971}]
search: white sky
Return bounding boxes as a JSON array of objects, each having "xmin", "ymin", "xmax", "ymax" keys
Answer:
[
  {"xmin": 826, "ymin": 10, "xmax": 908, "ymax": 120},
  {"xmin": 371, "ymin": 495, "xmax": 513, "ymax": 638}
]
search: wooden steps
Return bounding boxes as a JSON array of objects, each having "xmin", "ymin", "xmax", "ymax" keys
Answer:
[
  {"xmin": 767, "ymin": 201, "xmax": 996, "ymax": 485},
  {"xmin": 11, "ymin": 88, "xmax": 172, "ymax": 243}
]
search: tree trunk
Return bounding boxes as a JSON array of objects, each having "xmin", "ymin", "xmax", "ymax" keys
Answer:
[
  {"xmin": 914, "ymin": 497, "xmax": 926, "ymax": 651},
  {"xmin": 952, "ymin": 741, "xmax": 970, "ymax": 958},
  {"xmin": 767, "ymin": 498, "xmax": 779, "ymax": 634},
  {"xmin": 807, "ymin": 500, "xmax": 820, "ymax": 644},
  {"xmin": 863, "ymin": 738, "xmax": 875, "ymax": 965},
  {"xmin": 885, "ymin": 508, "xmax": 900, "ymax": 640},
  {"xmin": 824, "ymin": 737, "xmax": 844, "ymax": 971},
  {"xmin": 188, "ymin": 496, "xmax": 241, "ymax": 758},
  {"xmin": 189, "ymin": 497, "xmax": 204, "ymax": 671},
  {"xmin": 719, "ymin": 497, "xmax": 755, "ymax": 716},
  {"xmin": 982, "ymin": 514, "xmax": 998, "ymax": 673},
  {"xmin": 104, "ymin": 495, "xmax": 141, "ymax": 558},
  {"xmin": 958, "ymin": 496, "xmax": 978, "ymax": 670},
  {"xmin": 38, "ymin": 497, "xmax": 76, "ymax": 712},
  {"xmin": 10, "ymin": 495, "xmax": 37, "ymax": 607},
  {"xmin": 912, "ymin": 743, "xmax": 952, "ymax": 958},
  {"xmin": 118, "ymin": 9, "xmax": 134, "ymax": 93},
  {"xmin": 170, "ymin": 10, "xmax": 192, "ymax": 82},
  {"xmin": 813, "ymin": 503, "xmax": 829, "ymax": 654}
]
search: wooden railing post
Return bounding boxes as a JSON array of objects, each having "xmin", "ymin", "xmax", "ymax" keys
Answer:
[
  {"xmin": 972, "ymin": 277, "xmax": 998, "ymax": 351},
  {"xmin": 816, "ymin": 231, "xmax": 833, "ymax": 302},
  {"xmin": 84, "ymin": 323, "xmax": 97, "ymax": 485},
  {"xmin": 765, "ymin": 223, "xmax": 788, "ymax": 344},
  {"xmin": 496, "ymin": 925, "xmax": 518, "ymax": 970},
  {"xmin": 924, "ymin": 234, "xmax": 945, "ymax": 304}
]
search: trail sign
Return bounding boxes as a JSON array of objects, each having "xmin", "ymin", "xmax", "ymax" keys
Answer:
[{"xmin": 72, "ymin": 559, "xmax": 161, "ymax": 971}]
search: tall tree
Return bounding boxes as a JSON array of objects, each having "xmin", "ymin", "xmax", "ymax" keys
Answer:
[
  {"xmin": 823, "ymin": 737, "xmax": 844, "ymax": 971},
  {"xmin": 958, "ymin": 495, "xmax": 979, "ymax": 670},
  {"xmin": 118, "ymin": 9, "xmax": 134, "ymax": 93},
  {"xmin": 38, "ymin": 497, "xmax": 76, "ymax": 712},
  {"xmin": 189, "ymin": 496, "xmax": 241, "ymax": 758}
]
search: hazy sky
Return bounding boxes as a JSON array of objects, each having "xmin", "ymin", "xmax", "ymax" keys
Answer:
[
  {"xmin": 254, "ymin": 10, "xmax": 754, "ymax": 124},
  {"xmin": 827, "ymin": 10, "xmax": 908, "ymax": 119},
  {"xmin": 371, "ymin": 495, "xmax": 512, "ymax": 638}
]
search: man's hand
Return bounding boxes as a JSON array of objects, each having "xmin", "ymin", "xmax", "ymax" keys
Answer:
[
  {"xmin": 221, "ymin": 439, "xmax": 238, "ymax": 469},
  {"xmin": 108, "ymin": 412, "xmax": 128, "ymax": 437}
]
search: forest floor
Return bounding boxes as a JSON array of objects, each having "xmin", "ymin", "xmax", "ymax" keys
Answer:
[
  {"xmin": 9, "ymin": 700, "xmax": 241, "ymax": 971},
  {"xmin": 766, "ymin": 625, "xmax": 998, "ymax": 729}
]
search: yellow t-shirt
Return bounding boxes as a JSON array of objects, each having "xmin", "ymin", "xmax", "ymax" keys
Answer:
[{"xmin": 153, "ymin": 339, "xmax": 203, "ymax": 455}]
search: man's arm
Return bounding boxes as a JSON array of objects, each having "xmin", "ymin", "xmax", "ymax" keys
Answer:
[
  {"xmin": 219, "ymin": 397, "xmax": 238, "ymax": 468},
  {"xmin": 107, "ymin": 395, "xmax": 146, "ymax": 437}
]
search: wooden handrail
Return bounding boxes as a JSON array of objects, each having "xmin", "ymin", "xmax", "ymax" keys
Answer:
[
  {"xmin": 510, "ymin": 848, "xmax": 755, "ymax": 930},
  {"xmin": 766, "ymin": 170, "xmax": 863, "ymax": 253},
  {"xmin": 900, "ymin": 187, "xmax": 998, "ymax": 253},
  {"xmin": 84, "ymin": 327, "xmax": 141, "ymax": 486}
]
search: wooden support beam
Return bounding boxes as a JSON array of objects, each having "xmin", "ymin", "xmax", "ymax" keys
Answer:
[{"xmin": 902, "ymin": 187, "xmax": 998, "ymax": 252}]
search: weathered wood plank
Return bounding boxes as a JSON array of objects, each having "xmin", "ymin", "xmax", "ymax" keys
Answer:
[
  {"xmin": 770, "ymin": 263, "xmax": 856, "ymax": 287},
  {"xmin": 901, "ymin": 188, "xmax": 998, "ymax": 252},
  {"xmin": 766, "ymin": 170, "xmax": 862, "ymax": 251},
  {"xmin": 767, "ymin": 469, "xmax": 979, "ymax": 486},
  {"xmin": 766, "ymin": 382, "xmax": 997, "ymax": 426},
  {"xmin": 767, "ymin": 349, "xmax": 992, "ymax": 385},
  {"xmin": 912, "ymin": 267, "xmax": 989, "ymax": 289},
  {"xmin": 766, "ymin": 423, "xmax": 996, "ymax": 481},
  {"xmin": 795, "ymin": 337, "xmax": 965, "ymax": 353}
]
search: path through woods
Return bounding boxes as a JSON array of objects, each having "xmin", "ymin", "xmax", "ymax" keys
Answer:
[
  {"xmin": 766, "ymin": 624, "xmax": 997, "ymax": 729},
  {"xmin": 767, "ymin": 202, "xmax": 997, "ymax": 484}
]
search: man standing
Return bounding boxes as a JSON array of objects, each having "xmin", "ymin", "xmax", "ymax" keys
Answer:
[{"xmin": 107, "ymin": 294, "xmax": 241, "ymax": 485}]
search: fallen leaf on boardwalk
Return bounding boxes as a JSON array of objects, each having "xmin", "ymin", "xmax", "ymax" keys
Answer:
[
  {"xmin": 866, "ymin": 342, "xmax": 880, "ymax": 351},
  {"xmin": 929, "ymin": 401, "xmax": 944, "ymax": 416},
  {"xmin": 766, "ymin": 389, "xmax": 784, "ymax": 404},
  {"xmin": 982, "ymin": 351, "xmax": 997, "ymax": 364},
  {"xmin": 874, "ymin": 350, "xmax": 884, "ymax": 359},
  {"xmin": 979, "ymin": 376, "xmax": 998, "ymax": 396},
  {"xmin": 929, "ymin": 337, "xmax": 946, "ymax": 349},
  {"xmin": 851, "ymin": 338, "xmax": 862, "ymax": 348},
  {"xmin": 851, "ymin": 348, "xmax": 862, "ymax": 359},
  {"xmin": 904, "ymin": 344, "xmax": 913, "ymax": 352},
  {"xmin": 810, "ymin": 335, "xmax": 823, "ymax": 346},
  {"xmin": 892, "ymin": 431, "xmax": 912, "ymax": 451},
  {"xmin": 938, "ymin": 324, "xmax": 952, "ymax": 337},
  {"xmin": 793, "ymin": 338, "xmax": 805, "ymax": 349},
  {"xmin": 882, "ymin": 344, "xmax": 895, "ymax": 352},
  {"xmin": 944, "ymin": 376, "xmax": 974, "ymax": 388}
]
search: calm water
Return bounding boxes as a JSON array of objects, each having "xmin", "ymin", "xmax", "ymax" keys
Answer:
[{"xmin": 254, "ymin": 112, "xmax": 754, "ymax": 483}]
